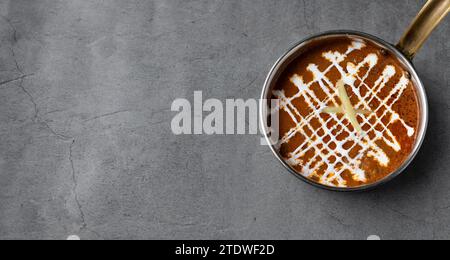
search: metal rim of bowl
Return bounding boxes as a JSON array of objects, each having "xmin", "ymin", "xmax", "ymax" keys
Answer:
[{"xmin": 260, "ymin": 30, "xmax": 429, "ymax": 192}]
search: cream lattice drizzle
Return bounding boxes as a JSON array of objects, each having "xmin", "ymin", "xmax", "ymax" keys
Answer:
[{"xmin": 273, "ymin": 41, "xmax": 415, "ymax": 187}]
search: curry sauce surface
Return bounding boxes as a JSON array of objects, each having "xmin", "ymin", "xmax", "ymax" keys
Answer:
[{"xmin": 272, "ymin": 37, "xmax": 420, "ymax": 188}]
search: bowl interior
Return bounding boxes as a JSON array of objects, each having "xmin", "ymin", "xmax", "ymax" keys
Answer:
[{"xmin": 260, "ymin": 31, "xmax": 428, "ymax": 192}]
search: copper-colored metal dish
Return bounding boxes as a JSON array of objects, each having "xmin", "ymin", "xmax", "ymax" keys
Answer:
[{"xmin": 260, "ymin": 0, "xmax": 449, "ymax": 191}]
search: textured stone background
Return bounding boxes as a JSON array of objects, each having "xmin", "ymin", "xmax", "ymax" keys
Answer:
[{"xmin": 0, "ymin": 0, "xmax": 448, "ymax": 240}]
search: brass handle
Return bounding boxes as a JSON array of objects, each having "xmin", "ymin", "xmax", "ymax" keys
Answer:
[{"xmin": 397, "ymin": 0, "xmax": 450, "ymax": 60}]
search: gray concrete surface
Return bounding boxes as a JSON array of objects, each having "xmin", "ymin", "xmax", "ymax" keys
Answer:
[{"xmin": 0, "ymin": 0, "xmax": 448, "ymax": 240}]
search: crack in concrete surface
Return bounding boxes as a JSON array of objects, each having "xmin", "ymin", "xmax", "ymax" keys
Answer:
[
  {"xmin": 82, "ymin": 110, "xmax": 134, "ymax": 123},
  {"xmin": 0, "ymin": 74, "xmax": 33, "ymax": 87},
  {"xmin": 16, "ymin": 77, "xmax": 72, "ymax": 141},
  {"xmin": 69, "ymin": 140, "xmax": 103, "ymax": 239},
  {"xmin": 0, "ymin": 14, "xmax": 97, "ymax": 238},
  {"xmin": 69, "ymin": 140, "xmax": 86, "ymax": 230}
]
